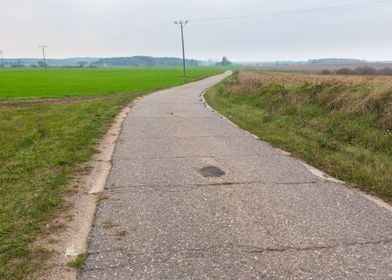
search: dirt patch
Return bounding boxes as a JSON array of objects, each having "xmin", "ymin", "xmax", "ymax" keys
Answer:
[{"xmin": 35, "ymin": 101, "xmax": 135, "ymax": 280}]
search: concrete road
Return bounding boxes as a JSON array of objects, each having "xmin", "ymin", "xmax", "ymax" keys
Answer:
[{"xmin": 81, "ymin": 72, "xmax": 392, "ymax": 279}]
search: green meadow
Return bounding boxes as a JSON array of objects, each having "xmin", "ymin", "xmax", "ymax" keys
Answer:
[
  {"xmin": 0, "ymin": 67, "xmax": 223, "ymax": 279},
  {"xmin": 0, "ymin": 67, "xmax": 222, "ymax": 99}
]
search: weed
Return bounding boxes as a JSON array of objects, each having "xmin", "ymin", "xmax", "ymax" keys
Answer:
[
  {"xmin": 116, "ymin": 229, "xmax": 127, "ymax": 240},
  {"xmin": 102, "ymin": 221, "xmax": 119, "ymax": 229},
  {"xmin": 67, "ymin": 254, "xmax": 86, "ymax": 269},
  {"xmin": 96, "ymin": 194, "xmax": 110, "ymax": 202},
  {"xmin": 65, "ymin": 213, "xmax": 75, "ymax": 221}
]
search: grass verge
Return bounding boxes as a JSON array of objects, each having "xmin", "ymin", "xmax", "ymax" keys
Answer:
[
  {"xmin": 205, "ymin": 72, "xmax": 392, "ymax": 203},
  {"xmin": 0, "ymin": 93, "xmax": 140, "ymax": 279}
]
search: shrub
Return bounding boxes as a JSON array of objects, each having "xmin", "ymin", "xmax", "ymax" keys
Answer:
[
  {"xmin": 320, "ymin": 70, "xmax": 331, "ymax": 75},
  {"xmin": 378, "ymin": 68, "xmax": 392, "ymax": 76},
  {"xmin": 336, "ymin": 68, "xmax": 357, "ymax": 75},
  {"xmin": 355, "ymin": 67, "xmax": 378, "ymax": 76}
]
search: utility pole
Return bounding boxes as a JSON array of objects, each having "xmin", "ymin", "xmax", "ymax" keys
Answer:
[
  {"xmin": 38, "ymin": 45, "xmax": 48, "ymax": 71},
  {"xmin": 174, "ymin": 20, "xmax": 188, "ymax": 77},
  {"xmin": 0, "ymin": 50, "xmax": 4, "ymax": 67}
]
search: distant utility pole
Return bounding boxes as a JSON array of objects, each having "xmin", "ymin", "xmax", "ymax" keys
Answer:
[
  {"xmin": 38, "ymin": 45, "xmax": 48, "ymax": 71},
  {"xmin": 174, "ymin": 20, "xmax": 188, "ymax": 77},
  {"xmin": 0, "ymin": 50, "xmax": 4, "ymax": 67}
]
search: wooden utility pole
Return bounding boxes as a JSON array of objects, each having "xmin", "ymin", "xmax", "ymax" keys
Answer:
[
  {"xmin": 0, "ymin": 50, "xmax": 4, "ymax": 67},
  {"xmin": 174, "ymin": 20, "xmax": 188, "ymax": 77},
  {"xmin": 38, "ymin": 45, "xmax": 48, "ymax": 71}
]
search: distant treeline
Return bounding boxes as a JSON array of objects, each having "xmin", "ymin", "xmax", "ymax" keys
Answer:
[
  {"xmin": 1, "ymin": 56, "xmax": 203, "ymax": 68},
  {"xmin": 322, "ymin": 67, "xmax": 392, "ymax": 76},
  {"xmin": 308, "ymin": 58, "xmax": 366, "ymax": 65},
  {"xmin": 92, "ymin": 56, "xmax": 200, "ymax": 67},
  {"xmin": 2, "ymin": 58, "xmax": 98, "ymax": 67}
]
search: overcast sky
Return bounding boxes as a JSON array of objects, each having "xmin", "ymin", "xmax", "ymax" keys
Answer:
[{"xmin": 1, "ymin": 0, "xmax": 391, "ymax": 61}]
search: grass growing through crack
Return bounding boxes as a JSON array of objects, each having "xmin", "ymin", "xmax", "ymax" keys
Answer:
[
  {"xmin": 67, "ymin": 254, "xmax": 86, "ymax": 269},
  {"xmin": 205, "ymin": 71, "xmax": 392, "ymax": 202},
  {"xmin": 0, "ymin": 68, "xmax": 222, "ymax": 279}
]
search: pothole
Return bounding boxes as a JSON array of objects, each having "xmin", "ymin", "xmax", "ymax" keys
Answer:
[{"xmin": 199, "ymin": 166, "xmax": 226, "ymax": 178}]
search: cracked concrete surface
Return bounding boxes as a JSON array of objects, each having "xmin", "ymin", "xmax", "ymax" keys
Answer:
[{"xmin": 80, "ymin": 72, "xmax": 392, "ymax": 279}]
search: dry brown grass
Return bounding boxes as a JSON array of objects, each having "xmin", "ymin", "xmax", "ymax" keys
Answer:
[
  {"xmin": 256, "ymin": 63, "xmax": 392, "ymax": 72},
  {"xmin": 237, "ymin": 71, "xmax": 392, "ymax": 87}
]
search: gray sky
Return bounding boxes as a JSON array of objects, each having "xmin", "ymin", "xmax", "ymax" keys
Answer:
[{"xmin": 1, "ymin": 0, "xmax": 391, "ymax": 61}]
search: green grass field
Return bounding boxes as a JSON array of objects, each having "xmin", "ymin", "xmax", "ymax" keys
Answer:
[
  {"xmin": 0, "ymin": 67, "xmax": 222, "ymax": 99},
  {"xmin": 205, "ymin": 71, "xmax": 392, "ymax": 203},
  {"xmin": 0, "ymin": 67, "xmax": 223, "ymax": 279}
]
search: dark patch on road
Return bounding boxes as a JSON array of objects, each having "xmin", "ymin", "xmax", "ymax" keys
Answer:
[{"xmin": 199, "ymin": 166, "xmax": 226, "ymax": 178}]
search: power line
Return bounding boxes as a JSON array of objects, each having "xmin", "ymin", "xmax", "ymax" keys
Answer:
[
  {"xmin": 38, "ymin": 45, "xmax": 48, "ymax": 71},
  {"xmin": 189, "ymin": 0, "xmax": 392, "ymax": 23},
  {"xmin": 174, "ymin": 20, "xmax": 188, "ymax": 77},
  {"xmin": 32, "ymin": 0, "xmax": 392, "ymax": 57},
  {"xmin": 50, "ymin": 23, "xmax": 173, "ymax": 48},
  {"xmin": 4, "ymin": 1, "xmax": 390, "ymax": 60}
]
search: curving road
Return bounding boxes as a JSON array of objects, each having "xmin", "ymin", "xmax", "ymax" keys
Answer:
[{"xmin": 81, "ymin": 72, "xmax": 392, "ymax": 279}]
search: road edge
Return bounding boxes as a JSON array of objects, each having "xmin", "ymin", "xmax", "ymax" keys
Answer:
[{"xmin": 37, "ymin": 99, "xmax": 139, "ymax": 280}]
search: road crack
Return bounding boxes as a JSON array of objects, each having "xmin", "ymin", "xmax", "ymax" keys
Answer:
[
  {"xmin": 83, "ymin": 237, "xmax": 392, "ymax": 271},
  {"xmin": 106, "ymin": 180, "xmax": 322, "ymax": 193}
]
